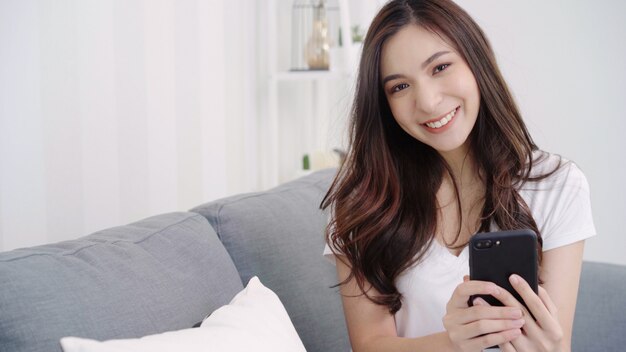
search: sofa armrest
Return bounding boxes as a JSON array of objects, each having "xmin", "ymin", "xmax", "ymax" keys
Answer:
[{"xmin": 0, "ymin": 212, "xmax": 243, "ymax": 352}]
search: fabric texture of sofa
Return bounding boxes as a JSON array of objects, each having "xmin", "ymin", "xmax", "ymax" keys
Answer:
[{"xmin": 0, "ymin": 168, "xmax": 624, "ymax": 352}]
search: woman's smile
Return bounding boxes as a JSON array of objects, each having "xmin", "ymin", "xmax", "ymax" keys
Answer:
[{"xmin": 422, "ymin": 106, "xmax": 460, "ymax": 133}]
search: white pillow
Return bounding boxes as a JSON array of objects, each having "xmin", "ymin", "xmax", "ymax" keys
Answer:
[{"xmin": 60, "ymin": 277, "xmax": 307, "ymax": 352}]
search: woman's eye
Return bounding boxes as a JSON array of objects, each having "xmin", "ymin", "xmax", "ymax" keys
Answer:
[
  {"xmin": 433, "ymin": 63, "xmax": 450, "ymax": 74},
  {"xmin": 391, "ymin": 83, "xmax": 409, "ymax": 93}
]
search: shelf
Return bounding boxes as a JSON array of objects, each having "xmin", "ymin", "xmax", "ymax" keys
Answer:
[
  {"xmin": 271, "ymin": 70, "xmax": 352, "ymax": 82},
  {"xmin": 261, "ymin": 0, "xmax": 355, "ymax": 189}
]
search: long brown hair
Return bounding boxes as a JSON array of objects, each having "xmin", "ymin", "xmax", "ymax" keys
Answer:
[{"xmin": 321, "ymin": 0, "xmax": 559, "ymax": 314}]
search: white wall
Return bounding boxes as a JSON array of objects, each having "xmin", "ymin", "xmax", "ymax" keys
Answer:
[
  {"xmin": 454, "ymin": 0, "xmax": 626, "ymax": 265},
  {"xmin": 0, "ymin": 0, "xmax": 259, "ymax": 251}
]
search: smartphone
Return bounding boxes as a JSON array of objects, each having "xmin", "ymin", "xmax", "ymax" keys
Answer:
[{"xmin": 469, "ymin": 229, "xmax": 538, "ymax": 310}]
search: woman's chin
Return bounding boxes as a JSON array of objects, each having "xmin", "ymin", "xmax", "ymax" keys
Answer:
[{"xmin": 429, "ymin": 139, "xmax": 471, "ymax": 156}]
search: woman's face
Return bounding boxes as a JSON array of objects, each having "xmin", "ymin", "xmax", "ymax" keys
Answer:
[{"xmin": 380, "ymin": 24, "xmax": 480, "ymax": 156}]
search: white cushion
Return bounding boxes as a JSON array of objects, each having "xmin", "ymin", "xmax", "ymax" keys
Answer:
[{"xmin": 60, "ymin": 277, "xmax": 306, "ymax": 352}]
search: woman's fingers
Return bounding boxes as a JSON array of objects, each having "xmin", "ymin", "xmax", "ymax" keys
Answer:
[
  {"xmin": 446, "ymin": 303, "xmax": 523, "ymax": 328},
  {"xmin": 468, "ymin": 328, "xmax": 522, "ymax": 351},
  {"xmin": 453, "ymin": 298, "xmax": 522, "ymax": 352},
  {"xmin": 458, "ymin": 297, "xmax": 525, "ymax": 339},
  {"xmin": 455, "ymin": 300, "xmax": 523, "ymax": 324},
  {"xmin": 450, "ymin": 278, "xmax": 564, "ymax": 351},
  {"xmin": 508, "ymin": 274, "xmax": 556, "ymax": 328},
  {"xmin": 462, "ymin": 316, "xmax": 525, "ymax": 339},
  {"xmin": 535, "ymin": 286, "xmax": 564, "ymax": 342},
  {"xmin": 494, "ymin": 274, "xmax": 565, "ymax": 344},
  {"xmin": 538, "ymin": 285, "xmax": 558, "ymax": 316},
  {"xmin": 447, "ymin": 280, "xmax": 500, "ymax": 309},
  {"xmin": 444, "ymin": 298, "xmax": 524, "ymax": 348},
  {"xmin": 484, "ymin": 279, "xmax": 542, "ymax": 337},
  {"xmin": 445, "ymin": 281, "xmax": 526, "ymax": 352},
  {"xmin": 499, "ymin": 341, "xmax": 516, "ymax": 352},
  {"xmin": 510, "ymin": 333, "xmax": 535, "ymax": 351},
  {"xmin": 473, "ymin": 296, "xmax": 488, "ymax": 305}
]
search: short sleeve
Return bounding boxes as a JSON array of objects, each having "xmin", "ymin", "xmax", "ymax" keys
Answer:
[
  {"xmin": 323, "ymin": 243, "xmax": 336, "ymax": 265},
  {"xmin": 322, "ymin": 214, "xmax": 344, "ymax": 265},
  {"xmin": 525, "ymin": 162, "xmax": 597, "ymax": 251}
]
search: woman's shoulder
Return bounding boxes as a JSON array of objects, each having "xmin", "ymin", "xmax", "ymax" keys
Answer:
[
  {"xmin": 526, "ymin": 150, "xmax": 589, "ymax": 191},
  {"xmin": 524, "ymin": 151, "xmax": 596, "ymax": 250}
]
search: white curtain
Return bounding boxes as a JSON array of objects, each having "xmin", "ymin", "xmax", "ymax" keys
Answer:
[{"xmin": 0, "ymin": 0, "xmax": 260, "ymax": 251}]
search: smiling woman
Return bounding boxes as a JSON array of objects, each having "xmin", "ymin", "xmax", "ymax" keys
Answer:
[
  {"xmin": 320, "ymin": 0, "xmax": 596, "ymax": 351},
  {"xmin": 380, "ymin": 25, "xmax": 480, "ymax": 154}
]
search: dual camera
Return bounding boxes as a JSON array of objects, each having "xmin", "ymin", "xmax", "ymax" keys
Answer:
[{"xmin": 473, "ymin": 239, "xmax": 501, "ymax": 249}]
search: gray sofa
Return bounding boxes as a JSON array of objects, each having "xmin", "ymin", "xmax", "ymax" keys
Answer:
[{"xmin": 0, "ymin": 169, "xmax": 624, "ymax": 352}]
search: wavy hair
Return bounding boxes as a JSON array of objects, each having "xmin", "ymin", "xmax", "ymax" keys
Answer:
[{"xmin": 321, "ymin": 0, "xmax": 560, "ymax": 314}]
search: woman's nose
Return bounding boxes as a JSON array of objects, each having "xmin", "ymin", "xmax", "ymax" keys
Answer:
[{"xmin": 414, "ymin": 85, "xmax": 442, "ymax": 115}]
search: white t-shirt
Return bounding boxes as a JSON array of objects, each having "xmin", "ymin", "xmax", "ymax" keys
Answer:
[{"xmin": 323, "ymin": 153, "xmax": 596, "ymax": 339}]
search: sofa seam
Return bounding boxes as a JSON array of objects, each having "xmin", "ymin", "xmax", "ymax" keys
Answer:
[
  {"xmin": 205, "ymin": 175, "xmax": 331, "ymax": 210},
  {"xmin": 214, "ymin": 203, "xmax": 224, "ymax": 239},
  {"xmin": 0, "ymin": 213, "xmax": 205, "ymax": 262},
  {"xmin": 192, "ymin": 174, "xmax": 332, "ymax": 241}
]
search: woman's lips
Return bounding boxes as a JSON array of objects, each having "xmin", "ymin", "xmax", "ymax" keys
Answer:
[{"xmin": 422, "ymin": 106, "xmax": 459, "ymax": 133}]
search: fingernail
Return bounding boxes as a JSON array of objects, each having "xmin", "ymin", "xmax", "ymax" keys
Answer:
[
  {"xmin": 510, "ymin": 274, "xmax": 519, "ymax": 284},
  {"xmin": 511, "ymin": 309, "xmax": 522, "ymax": 319},
  {"xmin": 474, "ymin": 297, "xmax": 487, "ymax": 306},
  {"xmin": 514, "ymin": 319, "xmax": 525, "ymax": 327}
]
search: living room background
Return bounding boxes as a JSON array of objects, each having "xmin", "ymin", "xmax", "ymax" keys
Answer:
[{"xmin": 0, "ymin": 0, "xmax": 624, "ymax": 265}]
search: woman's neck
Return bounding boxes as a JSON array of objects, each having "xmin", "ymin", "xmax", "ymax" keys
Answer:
[
  {"xmin": 436, "ymin": 144, "xmax": 486, "ymax": 250},
  {"xmin": 438, "ymin": 143, "xmax": 481, "ymax": 188}
]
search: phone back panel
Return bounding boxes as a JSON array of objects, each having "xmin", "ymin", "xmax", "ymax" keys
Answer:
[{"xmin": 469, "ymin": 229, "xmax": 538, "ymax": 307}]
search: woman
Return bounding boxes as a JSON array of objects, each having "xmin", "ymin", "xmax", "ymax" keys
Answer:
[{"xmin": 321, "ymin": 0, "xmax": 596, "ymax": 351}]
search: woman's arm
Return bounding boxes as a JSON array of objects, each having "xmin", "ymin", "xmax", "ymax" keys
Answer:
[
  {"xmin": 335, "ymin": 255, "xmax": 455, "ymax": 351},
  {"xmin": 540, "ymin": 240, "xmax": 585, "ymax": 350},
  {"xmin": 335, "ymin": 255, "xmax": 522, "ymax": 352}
]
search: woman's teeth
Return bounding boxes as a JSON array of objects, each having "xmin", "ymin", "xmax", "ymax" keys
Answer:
[{"xmin": 425, "ymin": 107, "xmax": 457, "ymax": 129}]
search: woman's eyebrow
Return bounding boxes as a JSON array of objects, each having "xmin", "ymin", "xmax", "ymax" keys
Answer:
[
  {"xmin": 421, "ymin": 50, "xmax": 450, "ymax": 69},
  {"xmin": 382, "ymin": 51, "xmax": 451, "ymax": 85},
  {"xmin": 382, "ymin": 73, "xmax": 406, "ymax": 85}
]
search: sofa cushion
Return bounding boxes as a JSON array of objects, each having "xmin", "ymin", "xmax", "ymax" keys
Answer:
[
  {"xmin": 573, "ymin": 261, "xmax": 626, "ymax": 350},
  {"xmin": 191, "ymin": 168, "xmax": 351, "ymax": 352},
  {"xmin": 0, "ymin": 212, "xmax": 243, "ymax": 352},
  {"xmin": 59, "ymin": 276, "xmax": 306, "ymax": 352}
]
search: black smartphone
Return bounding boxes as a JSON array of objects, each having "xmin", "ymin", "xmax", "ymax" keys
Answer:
[{"xmin": 469, "ymin": 229, "xmax": 538, "ymax": 310}]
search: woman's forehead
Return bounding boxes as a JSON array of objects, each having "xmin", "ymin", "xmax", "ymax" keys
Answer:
[{"xmin": 380, "ymin": 24, "xmax": 456, "ymax": 74}]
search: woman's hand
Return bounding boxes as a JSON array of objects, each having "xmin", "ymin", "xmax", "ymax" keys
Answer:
[
  {"xmin": 473, "ymin": 274, "xmax": 563, "ymax": 352},
  {"xmin": 443, "ymin": 276, "xmax": 525, "ymax": 352}
]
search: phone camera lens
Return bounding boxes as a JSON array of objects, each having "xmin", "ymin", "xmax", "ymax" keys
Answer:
[{"xmin": 474, "ymin": 240, "xmax": 493, "ymax": 249}]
